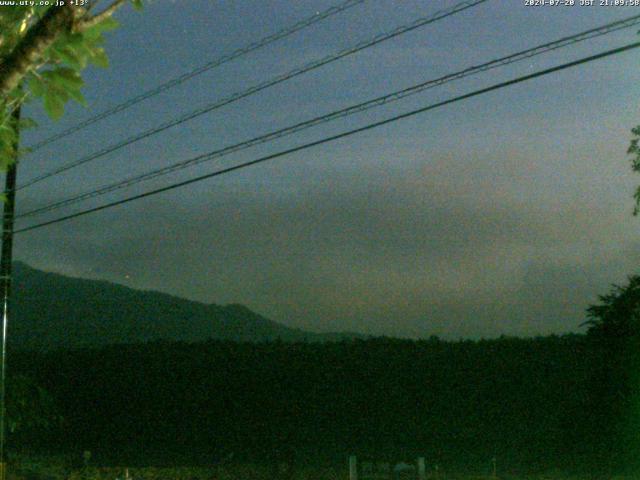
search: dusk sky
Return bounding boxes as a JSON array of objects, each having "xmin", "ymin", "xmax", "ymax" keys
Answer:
[{"xmin": 10, "ymin": 0, "xmax": 640, "ymax": 339}]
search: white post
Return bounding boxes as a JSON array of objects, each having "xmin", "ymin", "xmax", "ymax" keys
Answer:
[
  {"xmin": 417, "ymin": 458, "xmax": 426, "ymax": 480},
  {"xmin": 349, "ymin": 456, "xmax": 358, "ymax": 480}
]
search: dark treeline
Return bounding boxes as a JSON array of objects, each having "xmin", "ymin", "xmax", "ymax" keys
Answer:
[{"xmin": 6, "ymin": 332, "xmax": 638, "ymax": 476}]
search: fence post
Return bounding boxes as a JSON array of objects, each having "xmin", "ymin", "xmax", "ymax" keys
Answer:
[{"xmin": 349, "ymin": 456, "xmax": 358, "ymax": 480}]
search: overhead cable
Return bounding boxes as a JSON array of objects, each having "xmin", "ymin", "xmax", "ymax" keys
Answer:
[
  {"xmin": 17, "ymin": 13, "xmax": 640, "ymax": 219},
  {"xmin": 26, "ymin": 0, "xmax": 367, "ymax": 152},
  {"xmin": 18, "ymin": 0, "xmax": 489, "ymax": 190},
  {"xmin": 15, "ymin": 41, "xmax": 640, "ymax": 234}
]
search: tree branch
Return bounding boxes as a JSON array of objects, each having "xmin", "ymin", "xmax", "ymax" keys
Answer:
[
  {"xmin": 76, "ymin": 0, "xmax": 126, "ymax": 31},
  {"xmin": 0, "ymin": 5, "xmax": 79, "ymax": 99}
]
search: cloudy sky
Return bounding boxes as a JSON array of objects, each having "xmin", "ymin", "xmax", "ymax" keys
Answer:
[{"xmin": 10, "ymin": 0, "xmax": 640, "ymax": 339}]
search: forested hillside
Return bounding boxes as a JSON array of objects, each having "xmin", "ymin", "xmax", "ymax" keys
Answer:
[{"xmin": 8, "ymin": 334, "xmax": 634, "ymax": 476}]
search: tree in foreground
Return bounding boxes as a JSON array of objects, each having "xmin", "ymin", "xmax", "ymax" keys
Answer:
[
  {"xmin": 629, "ymin": 127, "xmax": 640, "ymax": 215},
  {"xmin": 583, "ymin": 276, "xmax": 640, "ymax": 473},
  {"xmin": 584, "ymin": 275, "xmax": 640, "ymax": 340},
  {"xmin": 0, "ymin": 0, "xmax": 142, "ymax": 465},
  {"xmin": 0, "ymin": 0, "xmax": 143, "ymax": 169}
]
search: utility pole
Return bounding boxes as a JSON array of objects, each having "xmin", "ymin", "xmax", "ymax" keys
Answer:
[{"xmin": 0, "ymin": 105, "xmax": 20, "ymax": 480}]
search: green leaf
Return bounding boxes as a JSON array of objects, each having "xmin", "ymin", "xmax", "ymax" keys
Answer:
[
  {"xmin": 91, "ymin": 16, "xmax": 119, "ymax": 34},
  {"xmin": 51, "ymin": 45, "xmax": 82, "ymax": 70},
  {"xmin": 0, "ymin": 126, "xmax": 15, "ymax": 148},
  {"xmin": 18, "ymin": 117, "xmax": 38, "ymax": 130},
  {"xmin": 28, "ymin": 74, "xmax": 46, "ymax": 97},
  {"xmin": 131, "ymin": 0, "xmax": 144, "ymax": 10},
  {"xmin": 64, "ymin": 32, "xmax": 84, "ymax": 48},
  {"xmin": 81, "ymin": 27, "xmax": 105, "ymax": 42},
  {"xmin": 82, "ymin": 34, "xmax": 105, "ymax": 49},
  {"xmin": 43, "ymin": 93, "xmax": 64, "ymax": 120},
  {"xmin": 52, "ymin": 67, "xmax": 84, "ymax": 89},
  {"xmin": 67, "ymin": 88, "xmax": 87, "ymax": 107},
  {"xmin": 0, "ymin": 141, "xmax": 15, "ymax": 170},
  {"xmin": 89, "ymin": 48, "xmax": 109, "ymax": 68},
  {"xmin": 74, "ymin": 40, "xmax": 98, "ymax": 65},
  {"xmin": 41, "ymin": 72, "xmax": 71, "ymax": 103}
]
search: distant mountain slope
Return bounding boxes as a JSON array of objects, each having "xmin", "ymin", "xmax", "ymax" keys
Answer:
[{"xmin": 9, "ymin": 262, "xmax": 366, "ymax": 349}]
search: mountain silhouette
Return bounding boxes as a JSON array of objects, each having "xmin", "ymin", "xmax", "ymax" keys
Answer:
[{"xmin": 9, "ymin": 262, "xmax": 366, "ymax": 349}]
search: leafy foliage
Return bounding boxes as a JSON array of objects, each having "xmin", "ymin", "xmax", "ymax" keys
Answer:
[
  {"xmin": 583, "ymin": 275, "xmax": 640, "ymax": 339},
  {"xmin": 628, "ymin": 126, "xmax": 640, "ymax": 215},
  {"xmin": 628, "ymin": 25, "xmax": 640, "ymax": 215},
  {"xmin": 581, "ymin": 275, "xmax": 640, "ymax": 473},
  {"xmin": 0, "ymin": 2, "xmax": 142, "ymax": 170}
]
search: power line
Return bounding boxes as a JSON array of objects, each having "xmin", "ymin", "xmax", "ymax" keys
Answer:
[
  {"xmin": 18, "ymin": 0, "xmax": 489, "ymax": 190},
  {"xmin": 15, "ymin": 41, "xmax": 640, "ymax": 235},
  {"xmin": 26, "ymin": 0, "xmax": 367, "ymax": 153},
  {"xmin": 16, "ymin": 13, "xmax": 640, "ymax": 220}
]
